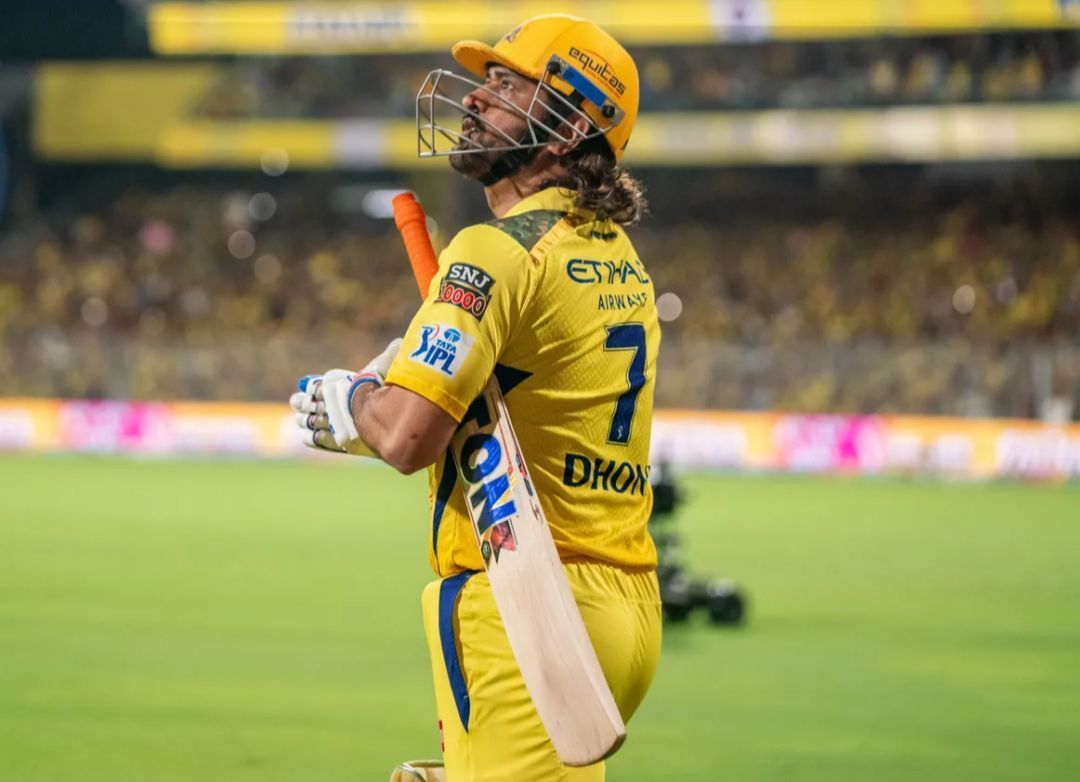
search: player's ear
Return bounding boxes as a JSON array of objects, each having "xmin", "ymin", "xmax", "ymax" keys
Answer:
[{"xmin": 548, "ymin": 116, "xmax": 592, "ymax": 157}]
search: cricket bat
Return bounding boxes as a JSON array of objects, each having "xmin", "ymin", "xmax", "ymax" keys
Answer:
[{"xmin": 392, "ymin": 193, "xmax": 627, "ymax": 767}]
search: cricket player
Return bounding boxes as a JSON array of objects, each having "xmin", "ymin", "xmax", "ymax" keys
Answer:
[{"xmin": 291, "ymin": 15, "xmax": 661, "ymax": 781}]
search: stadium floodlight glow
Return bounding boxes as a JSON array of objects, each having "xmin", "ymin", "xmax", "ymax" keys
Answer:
[
  {"xmin": 360, "ymin": 188, "xmax": 410, "ymax": 219},
  {"xmin": 415, "ymin": 55, "xmax": 624, "ymax": 160}
]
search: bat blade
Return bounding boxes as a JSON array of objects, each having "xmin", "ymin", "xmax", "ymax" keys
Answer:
[{"xmin": 450, "ymin": 377, "xmax": 626, "ymax": 766}]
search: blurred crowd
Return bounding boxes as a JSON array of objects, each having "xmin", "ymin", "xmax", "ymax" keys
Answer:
[
  {"xmin": 0, "ymin": 181, "xmax": 420, "ymax": 401},
  {"xmin": 640, "ymin": 199, "xmax": 1080, "ymax": 417},
  {"xmin": 195, "ymin": 31, "xmax": 1080, "ymax": 120},
  {"xmin": 639, "ymin": 30, "xmax": 1080, "ymax": 110},
  {"xmin": 1, "ymin": 166, "xmax": 1078, "ymax": 418}
]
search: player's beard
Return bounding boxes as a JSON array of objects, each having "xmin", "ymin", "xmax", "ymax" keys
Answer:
[
  {"xmin": 449, "ymin": 115, "xmax": 533, "ymax": 181},
  {"xmin": 449, "ymin": 122, "xmax": 502, "ymax": 179},
  {"xmin": 449, "ymin": 143, "xmax": 500, "ymax": 179}
]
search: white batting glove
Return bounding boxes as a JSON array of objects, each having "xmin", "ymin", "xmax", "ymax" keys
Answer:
[
  {"xmin": 290, "ymin": 339, "xmax": 402, "ymax": 453},
  {"xmin": 290, "ymin": 372, "xmax": 344, "ymax": 453}
]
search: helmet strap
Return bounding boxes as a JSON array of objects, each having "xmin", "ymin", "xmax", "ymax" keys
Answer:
[
  {"xmin": 476, "ymin": 119, "xmax": 554, "ymax": 186},
  {"xmin": 477, "ymin": 145, "xmax": 536, "ymax": 186}
]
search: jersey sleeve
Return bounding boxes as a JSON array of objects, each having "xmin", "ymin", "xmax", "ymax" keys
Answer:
[{"xmin": 385, "ymin": 224, "xmax": 537, "ymax": 421}]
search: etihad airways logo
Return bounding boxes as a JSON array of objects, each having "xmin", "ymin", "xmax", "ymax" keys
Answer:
[{"xmin": 567, "ymin": 46, "xmax": 626, "ymax": 96}]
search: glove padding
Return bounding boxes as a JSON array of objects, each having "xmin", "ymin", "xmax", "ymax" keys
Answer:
[
  {"xmin": 290, "ymin": 339, "xmax": 401, "ymax": 455},
  {"xmin": 291, "ymin": 369, "xmax": 363, "ymax": 454},
  {"xmin": 389, "ymin": 761, "xmax": 445, "ymax": 782}
]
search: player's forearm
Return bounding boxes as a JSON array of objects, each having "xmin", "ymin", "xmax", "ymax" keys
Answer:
[
  {"xmin": 351, "ymin": 384, "xmax": 398, "ymax": 466},
  {"xmin": 352, "ymin": 384, "xmax": 455, "ymax": 474}
]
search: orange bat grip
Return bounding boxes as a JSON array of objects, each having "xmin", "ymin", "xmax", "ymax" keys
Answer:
[{"xmin": 393, "ymin": 193, "xmax": 440, "ymax": 298}]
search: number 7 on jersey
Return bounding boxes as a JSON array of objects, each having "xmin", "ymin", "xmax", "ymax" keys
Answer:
[{"xmin": 604, "ymin": 322, "xmax": 648, "ymax": 445}]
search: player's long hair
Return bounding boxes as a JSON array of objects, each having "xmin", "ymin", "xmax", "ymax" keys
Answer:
[{"xmin": 545, "ymin": 135, "xmax": 647, "ymax": 226}]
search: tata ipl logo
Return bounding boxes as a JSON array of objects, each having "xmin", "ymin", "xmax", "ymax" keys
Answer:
[{"xmin": 409, "ymin": 323, "xmax": 472, "ymax": 377}]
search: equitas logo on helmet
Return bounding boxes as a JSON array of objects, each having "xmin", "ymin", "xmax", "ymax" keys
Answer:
[
  {"xmin": 414, "ymin": 14, "xmax": 639, "ymax": 178},
  {"xmin": 567, "ymin": 47, "xmax": 626, "ymax": 97}
]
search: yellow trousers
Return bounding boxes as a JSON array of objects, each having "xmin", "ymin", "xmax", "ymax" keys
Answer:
[{"xmin": 421, "ymin": 561, "xmax": 662, "ymax": 782}]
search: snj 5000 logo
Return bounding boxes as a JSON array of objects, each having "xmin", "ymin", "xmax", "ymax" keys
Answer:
[{"xmin": 437, "ymin": 262, "xmax": 495, "ymax": 321}]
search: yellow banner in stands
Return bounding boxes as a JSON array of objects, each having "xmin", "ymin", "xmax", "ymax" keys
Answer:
[
  {"xmin": 149, "ymin": 1, "xmax": 719, "ymax": 55},
  {"xmin": 626, "ymin": 105, "xmax": 1080, "ymax": 165},
  {"xmin": 152, "ymin": 106, "xmax": 1080, "ymax": 168},
  {"xmin": 149, "ymin": 0, "xmax": 1079, "ymax": 54},
  {"xmin": 34, "ymin": 63, "xmax": 219, "ymax": 161},
  {"xmin": 766, "ymin": 0, "xmax": 1076, "ymax": 38},
  {"xmin": 157, "ymin": 120, "xmax": 337, "ymax": 168},
  {"xmin": 33, "ymin": 63, "xmax": 1080, "ymax": 167}
]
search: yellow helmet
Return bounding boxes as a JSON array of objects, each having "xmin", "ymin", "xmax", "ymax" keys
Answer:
[{"xmin": 450, "ymin": 14, "xmax": 639, "ymax": 161}]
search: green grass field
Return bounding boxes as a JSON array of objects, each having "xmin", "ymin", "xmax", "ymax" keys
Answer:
[{"xmin": 2, "ymin": 455, "xmax": 1079, "ymax": 782}]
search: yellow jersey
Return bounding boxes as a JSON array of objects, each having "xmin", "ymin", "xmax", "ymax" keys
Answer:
[{"xmin": 385, "ymin": 187, "xmax": 659, "ymax": 576}]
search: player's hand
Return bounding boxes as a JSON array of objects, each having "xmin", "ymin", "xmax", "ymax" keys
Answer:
[
  {"xmin": 291, "ymin": 370, "xmax": 350, "ymax": 453},
  {"xmin": 290, "ymin": 339, "xmax": 402, "ymax": 454}
]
